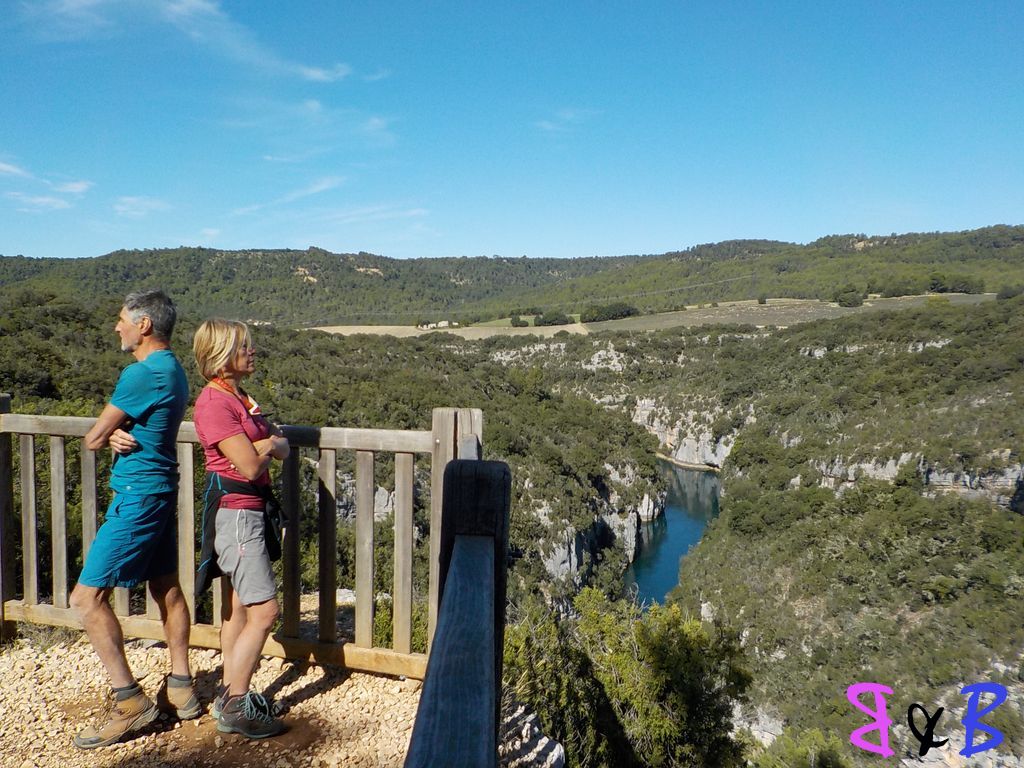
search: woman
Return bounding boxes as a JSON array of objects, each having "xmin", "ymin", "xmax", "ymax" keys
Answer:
[{"xmin": 193, "ymin": 318, "xmax": 290, "ymax": 739}]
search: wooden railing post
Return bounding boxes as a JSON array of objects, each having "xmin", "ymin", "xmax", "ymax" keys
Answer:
[
  {"xmin": 355, "ymin": 450, "xmax": 375, "ymax": 647},
  {"xmin": 280, "ymin": 451, "xmax": 302, "ymax": 637},
  {"xmin": 0, "ymin": 394, "xmax": 15, "ymax": 641},
  {"xmin": 428, "ymin": 407, "xmax": 483, "ymax": 647},
  {"xmin": 428, "ymin": 408, "xmax": 457, "ymax": 647},
  {"xmin": 318, "ymin": 448, "xmax": 338, "ymax": 644}
]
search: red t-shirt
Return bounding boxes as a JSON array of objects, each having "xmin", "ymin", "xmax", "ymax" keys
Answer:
[{"xmin": 193, "ymin": 386, "xmax": 271, "ymax": 510}]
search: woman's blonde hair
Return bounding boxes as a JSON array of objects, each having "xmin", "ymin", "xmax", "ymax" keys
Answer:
[{"xmin": 193, "ymin": 318, "xmax": 252, "ymax": 380}]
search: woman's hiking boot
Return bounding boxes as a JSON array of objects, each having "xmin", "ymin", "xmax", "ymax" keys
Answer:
[
  {"xmin": 212, "ymin": 686, "xmax": 284, "ymax": 721},
  {"xmin": 73, "ymin": 688, "xmax": 158, "ymax": 749},
  {"xmin": 216, "ymin": 691, "xmax": 286, "ymax": 739}
]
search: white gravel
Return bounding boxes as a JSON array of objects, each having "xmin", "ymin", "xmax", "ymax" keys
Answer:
[{"xmin": 0, "ymin": 634, "xmax": 421, "ymax": 768}]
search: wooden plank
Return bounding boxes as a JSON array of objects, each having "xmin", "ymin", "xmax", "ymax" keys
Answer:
[
  {"xmin": 49, "ymin": 437, "xmax": 68, "ymax": 609},
  {"xmin": 318, "ymin": 448, "xmax": 337, "ymax": 644},
  {"xmin": 0, "ymin": 414, "xmax": 92, "ymax": 438},
  {"xmin": 428, "ymin": 408, "xmax": 457, "ymax": 647},
  {"xmin": 113, "ymin": 587, "xmax": 130, "ymax": 616},
  {"xmin": 213, "ymin": 577, "xmax": 232, "ymax": 627},
  {"xmin": 175, "ymin": 422, "xmax": 198, "ymax": 442},
  {"xmin": 456, "ymin": 408, "xmax": 484, "ymax": 459},
  {"xmin": 0, "ymin": 415, "xmax": 434, "ymax": 455},
  {"xmin": 212, "ymin": 577, "xmax": 223, "ymax": 627},
  {"xmin": 320, "ymin": 427, "xmax": 433, "ymax": 454},
  {"xmin": 406, "ymin": 536, "xmax": 496, "ymax": 768},
  {"xmin": 0, "ymin": 414, "xmax": 194, "ymax": 442},
  {"xmin": 19, "ymin": 435, "xmax": 38, "ymax": 607},
  {"xmin": 393, "ymin": 453, "xmax": 414, "ymax": 654},
  {"xmin": 176, "ymin": 443, "xmax": 196, "ymax": 621},
  {"xmin": 280, "ymin": 451, "xmax": 301, "ymax": 637},
  {"xmin": 0, "ymin": 394, "xmax": 13, "ymax": 641},
  {"xmin": 458, "ymin": 436, "xmax": 481, "ymax": 460},
  {"xmin": 457, "ymin": 408, "xmax": 484, "ymax": 454},
  {"xmin": 80, "ymin": 448, "xmax": 97, "ymax": 560},
  {"xmin": 355, "ymin": 450, "xmax": 375, "ymax": 648},
  {"xmin": 280, "ymin": 425, "xmax": 433, "ymax": 454},
  {"xmin": 3, "ymin": 601, "xmax": 429, "ymax": 679}
]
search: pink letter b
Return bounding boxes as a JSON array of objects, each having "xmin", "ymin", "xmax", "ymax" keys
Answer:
[{"xmin": 847, "ymin": 682, "xmax": 895, "ymax": 757}]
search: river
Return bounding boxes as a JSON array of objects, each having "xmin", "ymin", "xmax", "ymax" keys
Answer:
[{"xmin": 624, "ymin": 460, "xmax": 720, "ymax": 604}]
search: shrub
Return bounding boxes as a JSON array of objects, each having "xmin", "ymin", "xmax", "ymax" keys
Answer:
[
  {"xmin": 534, "ymin": 310, "xmax": 571, "ymax": 326},
  {"xmin": 580, "ymin": 302, "xmax": 640, "ymax": 323}
]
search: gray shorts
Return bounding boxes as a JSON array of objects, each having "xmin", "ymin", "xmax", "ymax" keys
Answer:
[{"xmin": 214, "ymin": 507, "xmax": 278, "ymax": 606}]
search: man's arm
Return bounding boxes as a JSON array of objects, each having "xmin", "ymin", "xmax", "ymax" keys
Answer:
[{"xmin": 83, "ymin": 404, "xmax": 136, "ymax": 453}]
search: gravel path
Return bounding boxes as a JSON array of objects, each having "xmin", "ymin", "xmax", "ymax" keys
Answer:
[{"xmin": 0, "ymin": 635, "xmax": 421, "ymax": 768}]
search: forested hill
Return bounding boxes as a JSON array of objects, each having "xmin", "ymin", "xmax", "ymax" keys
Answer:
[
  {"xmin": 0, "ymin": 247, "xmax": 643, "ymax": 326},
  {"xmin": 2, "ymin": 225, "xmax": 1023, "ymax": 326}
]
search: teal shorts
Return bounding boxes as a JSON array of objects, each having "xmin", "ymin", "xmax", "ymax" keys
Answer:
[{"xmin": 78, "ymin": 492, "xmax": 178, "ymax": 589}]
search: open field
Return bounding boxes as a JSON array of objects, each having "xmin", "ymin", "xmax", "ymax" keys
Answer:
[
  {"xmin": 312, "ymin": 294, "xmax": 995, "ymax": 339},
  {"xmin": 313, "ymin": 322, "xmax": 591, "ymax": 339}
]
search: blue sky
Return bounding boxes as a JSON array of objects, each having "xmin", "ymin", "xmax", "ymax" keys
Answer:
[{"xmin": 2, "ymin": 1, "xmax": 1022, "ymax": 260}]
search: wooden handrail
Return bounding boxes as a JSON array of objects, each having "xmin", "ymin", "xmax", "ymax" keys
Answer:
[
  {"xmin": 0, "ymin": 397, "xmax": 485, "ymax": 683},
  {"xmin": 405, "ymin": 459, "xmax": 511, "ymax": 768}
]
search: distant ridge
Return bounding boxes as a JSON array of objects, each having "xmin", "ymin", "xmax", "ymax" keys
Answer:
[{"xmin": 1, "ymin": 225, "xmax": 1021, "ymax": 326}]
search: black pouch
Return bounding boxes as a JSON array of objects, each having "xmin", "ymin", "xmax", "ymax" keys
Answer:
[{"xmin": 263, "ymin": 492, "xmax": 286, "ymax": 562}]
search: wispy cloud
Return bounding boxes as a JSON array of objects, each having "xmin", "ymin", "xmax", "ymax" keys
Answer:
[
  {"xmin": 53, "ymin": 180, "xmax": 94, "ymax": 193},
  {"xmin": 114, "ymin": 195, "xmax": 170, "ymax": 217},
  {"xmin": 299, "ymin": 64, "xmax": 353, "ymax": 83},
  {"xmin": 159, "ymin": 0, "xmax": 354, "ymax": 82},
  {"xmin": 535, "ymin": 108, "xmax": 601, "ymax": 133},
  {"xmin": 222, "ymin": 96, "xmax": 396, "ymax": 154},
  {"xmin": 0, "ymin": 161, "xmax": 33, "ymax": 178},
  {"xmin": 232, "ymin": 176, "xmax": 345, "ymax": 215},
  {"xmin": 20, "ymin": 0, "xmax": 116, "ymax": 39},
  {"xmin": 261, "ymin": 148, "xmax": 328, "ymax": 164},
  {"xmin": 1, "ymin": 158, "xmax": 93, "ymax": 208},
  {"xmin": 321, "ymin": 204, "xmax": 427, "ymax": 226},
  {"xmin": 26, "ymin": 0, "xmax": 355, "ymax": 82},
  {"xmin": 5, "ymin": 192, "xmax": 72, "ymax": 211},
  {"xmin": 359, "ymin": 116, "xmax": 396, "ymax": 144}
]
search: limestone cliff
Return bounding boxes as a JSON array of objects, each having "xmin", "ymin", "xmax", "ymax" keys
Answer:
[
  {"xmin": 630, "ymin": 396, "xmax": 1023, "ymax": 511},
  {"xmin": 538, "ymin": 462, "xmax": 666, "ymax": 585}
]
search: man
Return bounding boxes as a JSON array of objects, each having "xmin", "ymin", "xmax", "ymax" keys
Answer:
[{"xmin": 69, "ymin": 290, "xmax": 197, "ymax": 749}]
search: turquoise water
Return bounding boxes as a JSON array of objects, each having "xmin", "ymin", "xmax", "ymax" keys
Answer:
[{"xmin": 624, "ymin": 461, "xmax": 720, "ymax": 605}]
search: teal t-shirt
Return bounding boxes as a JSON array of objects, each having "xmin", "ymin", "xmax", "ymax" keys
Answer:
[{"xmin": 109, "ymin": 349, "xmax": 189, "ymax": 495}]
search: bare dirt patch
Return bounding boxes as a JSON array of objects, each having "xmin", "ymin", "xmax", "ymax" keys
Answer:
[
  {"xmin": 311, "ymin": 295, "xmax": 994, "ymax": 339},
  {"xmin": 313, "ymin": 323, "xmax": 590, "ymax": 339}
]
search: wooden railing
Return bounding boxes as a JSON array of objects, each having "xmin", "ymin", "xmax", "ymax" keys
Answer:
[
  {"xmin": 0, "ymin": 394, "xmax": 484, "ymax": 681},
  {"xmin": 405, "ymin": 451, "xmax": 511, "ymax": 768}
]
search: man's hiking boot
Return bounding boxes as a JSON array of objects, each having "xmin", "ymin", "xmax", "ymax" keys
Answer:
[
  {"xmin": 158, "ymin": 675, "xmax": 201, "ymax": 720},
  {"xmin": 73, "ymin": 689, "xmax": 159, "ymax": 749},
  {"xmin": 217, "ymin": 691, "xmax": 286, "ymax": 739}
]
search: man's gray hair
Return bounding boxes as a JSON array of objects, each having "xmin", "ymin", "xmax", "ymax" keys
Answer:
[{"xmin": 124, "ymin": 290, "xmax": 177, "ymax": 341}]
